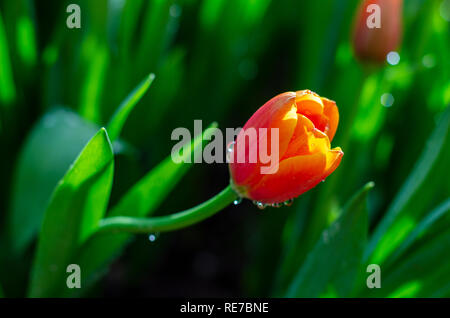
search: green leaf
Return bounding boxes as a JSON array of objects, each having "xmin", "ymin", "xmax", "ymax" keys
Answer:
[
  {"xmin": 285, "ymin": 182, "xmax": 374, "ymax": 298},
  {"xmin": 64, "ymin": 122, "xmax": 218, "ymax": 296},
  {"xmin": 118, "ymin": 0, "xmax": 144, "ymax": 55},
  {"xmin": 385, "ymin": 198, "xmax": 450, "ymax": 269},
  {"xmin": 28, "ymin": 128, "xmax": 114, "ymax": 297},
  {"xmin": 16, "ymin": 14, "xmax": 37, "ymax": 67},
  {"xmin": 136, "ymin": 0, "xmax": 173, "ymax": 71},
  {"xmin": 366, "ymin": 107, "xmax": 450, "ymax": 264},
  {"xmin": 0, "ymin": 11, "xmax": 16, "ymax": 105},
  {"xmin": 79, "ymin": 42, "xmax": 109, "ymax": 123},
  {"xmin": 107, "ymin": 73, "xmax": 155, "ymax": 141},
  {"xmin": 145, "ymin": 50, "xmax": 184, "ymax": 132},
  {"xmin": 363, "ymin": 227, "xmax": 450, "ymax": 297},
  {"xmin": 8, "ymin": 108, "xmax": 100, "ymax": 255}
]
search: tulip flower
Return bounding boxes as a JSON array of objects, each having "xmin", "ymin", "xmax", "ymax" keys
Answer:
[
  {"xmin": 352, "ymin": 0, "xmax": 403, "ymax": 63},
  {"xmin": 98, "ymin": 91, "xmax": 343, "ymax": 235},
  {"xmin": 228, "ymin": 90, "xmax": 343, "ymax": 206}
]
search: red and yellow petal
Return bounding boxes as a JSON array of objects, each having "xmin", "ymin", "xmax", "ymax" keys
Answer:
[
  {"xmin": 321, "ymin": 97, "xmax": 339, "ymax": 141},
  {"xmin": 323, "ymin": 147, "xmax": 344, "ymax": 178},
  {"xmin": 230, "ymin": 92, "xmax": 297, "ymax": 186},
  {"xmin": 247, "ymin": 152, "xmax": 327, "ymax": 203}
]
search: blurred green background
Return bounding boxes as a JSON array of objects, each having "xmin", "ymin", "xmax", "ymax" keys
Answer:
[{"xmin": 0, "ymin": 0, "xmax": 449, "ymax": 297}]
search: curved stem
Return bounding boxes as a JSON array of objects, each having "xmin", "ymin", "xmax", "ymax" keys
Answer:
[{"xmin": 97, "ymin": 185, "xmax": 238, "ymax": 234}]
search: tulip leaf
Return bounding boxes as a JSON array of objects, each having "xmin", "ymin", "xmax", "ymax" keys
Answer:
[
  {"xmin": 285, "ymin": 182, "xmax": 373, "ymax": 297},
  {"xmin": 0, "ymin": 11, "xmax": 15, "ymax": 105},
  {"xmin": 8, "ymin": 108, "xmax": 100, "ymax": 255},
  {"xmin": 107, "ymin": 73, "xmax": 155, "ymax": 141},
  {"xmin": 79, "ymin": 43, "xmax": 109, "ymax": 123},
  {"xmin": 366, "ymin": 107, "xmax": 450, "ymax": 264},
  {"xmin": 28, "ymin": 128, "xmax": 114, "ymax": 297},
  {"xmin": 384, "ymin": 198, "xmax": 450, "ymax": 268},
  {"xmin": 362, "ymin": 227, "xmax": 450, "ymax": 298},
  {"xmin": 64, "ymin": 122, "xmax": 218, "ymax": 296},
  {"xmin": 136, "ymin": 0, "xmax": 173, "ymax": 71}
]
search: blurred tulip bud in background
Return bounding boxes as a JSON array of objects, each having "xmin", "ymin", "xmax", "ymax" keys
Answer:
[
  {"xmin": 352, "ymin": 0, "xmax": 403, "ymax": 64},
  {"xmin": 229, "ymin": 90, "xmax": 343, "ymax": 206}
]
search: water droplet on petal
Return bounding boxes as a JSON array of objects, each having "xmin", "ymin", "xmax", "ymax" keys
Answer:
[
  {"xmin": 253, "ymin": 201, "xmax": 266, "ymax": 210},
  {"xmin": 271, "ymin": 202, "xmax": 283, "ymax": 208},
  {"xmin": 226, "ymin": 141, "xmax": 235, "ymax": 163},
  {"xmin": 148, "ymin": 232, "xmax": 160, "ymax": 242},
  {"xmin": 233, "ymin": 197, "xmax": 243, "ymax": 205},
  {"xmin": 283, "ymin": 199, "xmax": 294, "ymax": 207}
]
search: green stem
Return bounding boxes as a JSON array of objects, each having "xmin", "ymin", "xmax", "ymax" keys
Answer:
[{"xmin": 97, "ymin": 185, "xmax": 238, "ymax": 234}]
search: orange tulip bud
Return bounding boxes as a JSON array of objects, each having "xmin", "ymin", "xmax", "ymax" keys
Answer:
[
  {"xmin": 352, "ymin": 0, "xmax": 403, "ymax": 63},
  {"xmin": 228, "ymin": 90, "xmax": 343, "ymax": 205}
]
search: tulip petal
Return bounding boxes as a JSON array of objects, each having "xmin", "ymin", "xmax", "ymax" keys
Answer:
[
  {"xmin": 323, "ymin": 147, "xmax": 344, "ymax": 178},
  {"xmin": 283, "ymin": 114, "xmax": 331, "ymax": 158},
  {"xmin": 310, "ymin": 128, "xmax": 331, "ymax": 155},
  {"xmin": 322, "ymin": 97, "xmax": 339, "ymax": 141},
  {"xmin": 282, "ymin": 114, "xmax": 314, "ymax": 158},
  {"xmin": 230, "ymin": 92, "xmax": 298, "ymax": 186},
  {"xmin": 295, "ymin": 90, "xmax": 331, "ymax": 136},
  {"xmin": 247, "ymin": 152, "xmax": 328, "ymax": 203},
  {"xmin": 295, "ymin": 90, "xmax": 324, "ymax": 116}
]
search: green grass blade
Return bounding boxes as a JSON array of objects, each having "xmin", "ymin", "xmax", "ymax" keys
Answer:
[
  {"xmin": 362, "ymin": 228, "xmax": 450, "ymax": 297},
  {"xmin": 118, "ymin": 0, "xmax": 144, "ymax": 57},
  {"xmin": 136, "ymin": 0, "xmax": 173, "ymax": 71},
  {"xmin": 28, "ymin": 128, "xmax": 114, "ymax": 297},
  {"xmin": 79, "ymin": 42, "xmax": 109, "ymax": 123},
  {"xmin": 107, "ymin": 73, "xmax": 155, "ymax": 141},
  {"xmin": 144, "ymin": 50, "xmax": 184, "ymax": 132},
  {"xmin": 0, "ymin": 11, "xmax": 16, "ymax": 105},
  {"xmin": 385, "ymin": 198, "xmax": 450, "ymax": 268},
  {"xmin": 365, "ymin": 107, "xmax": 450, "ymax": 264},
  {"xmin": 64, "ymin": 122, "xmax": 218, "ymax": 296},
  {"xmin": 16, "ymin": 15, "xmax": 37, "ymax": 67},
  {"xmin": 285, "ymin": 182, "xmax": 374, "ymax": 298},
  {"xmin": 8, "ymin": 108, "xmax": 100, "ymax": 255}
]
